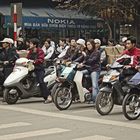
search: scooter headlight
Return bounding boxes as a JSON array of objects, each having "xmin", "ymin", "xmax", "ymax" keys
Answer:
[
  {"xmin": 56, "ymin": 76, "xmax": 66, "ymax": 83},
  {"xmin": 110, "ymin": 75, "xmax": 119, "ymax": 81}
]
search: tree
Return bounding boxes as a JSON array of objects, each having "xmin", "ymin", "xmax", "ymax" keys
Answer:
[{"xmin": 54, "ymin": 0, "xmax": 140, "ymax": 40}]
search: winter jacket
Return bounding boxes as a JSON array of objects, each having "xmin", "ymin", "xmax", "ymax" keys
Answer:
[
  {"xmin": 0, "ymin": 47, "xmax": 19, "ymax": 68},
  {"xmin": 122, "ymin": 47, "xmax": 140, "ymax": 67},
  {"xmin": 83, "ymin": 49, "xmax": 101, "ymax": 72},
  {"xmin": 27, "ymin": 48, "xmax": 45, "ymax": 70}
]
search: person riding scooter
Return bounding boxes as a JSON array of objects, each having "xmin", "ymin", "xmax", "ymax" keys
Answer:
[
  {"xmin": 119, "ymin": 36, "xmax": 140, "ymax": 80},
  {"xmin": 27, "ymin": 38, "xmax": 52, "ymax": 103},
  {"xmin": 0, "ymin": 38, "xmax": 19, "ymax": 80},
  {"xmin": 78, "ymin": 39, "xmax": 101, "ymax": 104}
]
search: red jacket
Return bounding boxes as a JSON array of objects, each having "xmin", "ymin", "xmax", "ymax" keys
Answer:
[
  {"xmin": 27, "ymin": 48, "xmax": 45, "ymax": 69},
  {"xmin": 122, "ymin": 47, "xmax": 140, "ymax": 67}
]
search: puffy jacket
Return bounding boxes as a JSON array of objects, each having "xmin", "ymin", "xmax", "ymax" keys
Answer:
[
  {"xmin": 83, "ymin": 49, "xmax": 101, "ymax": 72},
  {"xmin": 27, "ymin": 48, "xmax": 45, "ymax": 70},
  {"xmin": 122, "ymin": 47, "xmax": 140, "ymax": 67},
  {"xmin": 0, "ymin": 47, "xmax": 19, "ymax": 68}
]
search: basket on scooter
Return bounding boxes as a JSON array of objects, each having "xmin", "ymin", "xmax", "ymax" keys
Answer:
[{"xmin": 58, "ymin": 66, "xmax": 75, "ymax": 82}]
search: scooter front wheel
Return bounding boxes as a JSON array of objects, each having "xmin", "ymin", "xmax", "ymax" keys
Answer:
[
  {"xmin": 54, "ymin": 87, "xmax": 72, "ymax": 110},
  {"xmin": 122, "ymin": 93, "xmax": 140, "ymax": 120},
  {"xmin": 3, "ymin": 88, "xmax": 19, "ymax": 104},
  {"xmin": 96, "ymin": 91, "xmax": 114, "ymax": 115}
]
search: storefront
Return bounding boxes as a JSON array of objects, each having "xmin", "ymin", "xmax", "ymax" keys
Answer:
[{"xmin": 2, "ymin": 7, "xmax": 109, "ymax": 42}]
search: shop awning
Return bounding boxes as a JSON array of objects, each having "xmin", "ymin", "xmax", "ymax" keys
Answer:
[{"xmin": 1, "ymin": 6, "xmax": 102, "ymax": 29}]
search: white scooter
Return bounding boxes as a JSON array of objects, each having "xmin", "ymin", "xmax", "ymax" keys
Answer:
[
  {"xmin": 53, "ymin": 63, "xmax": 106, "ymax": 110},
  {"xmin": 3, "ymin": 58, "xmax": 57, "ymax": 104}
]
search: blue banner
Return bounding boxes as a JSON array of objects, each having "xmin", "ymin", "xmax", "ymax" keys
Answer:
[{"xmin": 4, "ymin": 16, "xmax": 103, "ymax": 29}]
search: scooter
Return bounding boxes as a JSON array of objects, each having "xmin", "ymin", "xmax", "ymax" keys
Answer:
[
  {"xmin": 95, "ymin": 55, "xmax": 136, "ymax": 115},
  {"xmin": 3, "ymin": 57, "xmax": 57, "ymax": 104},
  {"xmin": 122, "ymin": 71, "xmax": 140, "ymax": 120},
  {"xmin": 53, "ymin": 62, "xmax": 106, "ymax": 110}
]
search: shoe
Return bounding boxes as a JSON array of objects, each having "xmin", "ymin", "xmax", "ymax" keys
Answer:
[{"xmin": 44, "ymin": 99, "xmax": 52, "ymax": 104}]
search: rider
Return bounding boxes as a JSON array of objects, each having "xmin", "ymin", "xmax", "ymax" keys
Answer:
[
  {"xmin": 62, "ymin": 38, "xmax": 79, "ymax": 63},
  {"xmin": 27, "ymin": 38, "xmax": 51, "ymax": 103},
  {"xmin": 94, "ymin": 38, "xmax": 107, "ymax": 69},
  {"xmin": 74, "ymin": 38, "xmax": 87, "ymax": 63},
  {"xmin": 117, "ymin": 36, "xmax": 140, "ymax": 100},
  {"xmin": 79, "ymin": 39, "xmax": 101, "ymax": 104},
  {"xmin": 41, "ymin": 39, "xmax": 55, "ymax": 60},
  {"xmin": 0, "ymin": 38, "xmax": 19, "ymax": 79},
  {"xmin": 56, "ymin": 38, "xmax": 70, "ymax": 59},
  {"xmin": 121, "ymin": 36, "xmax": 140, "ymax": 68}
]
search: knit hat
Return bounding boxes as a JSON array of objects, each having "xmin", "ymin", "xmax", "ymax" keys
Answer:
[
  {"xmin": 94, "ymin": 39, "xmax": 101, "ymax": 45},
  {"xmin": 122, "ymin": 37, "xmax": 127, "ymax": 43},
  {"xmin": 0, "ymin": 38, "xmax": 14, "ymax": 44},
  {"xmin": 17, "ymin": 37, "xmax": 24, "ymax": 42},
  {"xmin": 76, "ymin": 39, "xmax": 85, "ymax": 46}
]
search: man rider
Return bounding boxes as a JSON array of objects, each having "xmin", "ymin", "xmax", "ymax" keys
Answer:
[
  {"xmin": 121, "ymin": 36, "xmax": 140, "ymax": 68},
  {"xmin": 0, "ymin": 38, "xmax": 19, "ymax": 79}
]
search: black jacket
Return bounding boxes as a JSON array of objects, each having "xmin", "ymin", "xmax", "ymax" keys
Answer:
[
  {"xmin": 0, "ymin": 47, "xmax": 19, "ymax": 68},
  {"xmin": 83, "ymin": 49, "xmax": 101, "ymax": 72}
]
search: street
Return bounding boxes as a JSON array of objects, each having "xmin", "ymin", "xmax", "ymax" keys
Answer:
[{"xmin": 0, "ymin": 97, "xmax": 140, "ymax": 140}]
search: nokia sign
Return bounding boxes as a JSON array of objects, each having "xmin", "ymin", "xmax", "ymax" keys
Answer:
[{"xmin": 48, "ymin": 18, "xmax": 75, "ymax": 25}]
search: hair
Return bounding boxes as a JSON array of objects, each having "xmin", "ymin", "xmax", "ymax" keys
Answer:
[
  {"xmin": 29, "ymin": 38, "xmax": 40, "ymax": 47},
  {"xmin": 127, "ymin": 36, "xmax": 136, "ymax": 44},
  {"xmin": 45, "ymin": 38, "xmax": 51, "ymax": 45},
  {"xmin": 108, "ymin": 39, "xmax": 116, "ymax": 45},
  {"xmin": 59, "ymin": 38, "xmax": 66, "ymax": 43},
  {"xmin": 87, "ymin": 39, "xmax": 96, "ymax": 50},
  {"xmin": 70, "ymin": 37, "xmax": 76, "ymax": 40}
]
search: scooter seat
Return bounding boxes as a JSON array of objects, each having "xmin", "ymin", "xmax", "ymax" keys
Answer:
[
  {"xmin": 100, "ymin": 71, "xmax": 107, "ymax": 77},
  {"xmin": 44, "ymin": 67, "xmax": 54, "ymax": 76}
]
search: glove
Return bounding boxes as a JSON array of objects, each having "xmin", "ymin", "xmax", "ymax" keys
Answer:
[{"xmin": 4, "ymin": 61, "xmax": 9, "ymax": 65}]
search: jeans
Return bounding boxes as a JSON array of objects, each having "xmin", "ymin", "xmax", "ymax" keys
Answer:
[
  {"xmin": 81, "ymin": 69, "xmax": 100, "ymax": 103},
  {"xmin": 34, "ymin": 69, "xmax": 50, "ymax": 100},
  {"xmin": 91, "ymin": 71, "xmax": 100, "ymax": 103}
]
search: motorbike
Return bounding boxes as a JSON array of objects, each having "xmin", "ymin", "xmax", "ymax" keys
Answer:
[
  {"xmin": 122, "ymin": 71, "xmax": 140, "ymax": 120},
  {"xmin": 95, "ymin": 55, "xmax": 136, "ymax": 115},
  {"xmin": 3, "ymin": 57, "xmax": 57, "ymax": 104},
  {"xmin": 53, "ymin": 62, "xmax": 106, "ymax": 110}
]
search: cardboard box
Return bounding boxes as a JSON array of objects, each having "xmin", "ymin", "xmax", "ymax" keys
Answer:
[
  {"xmin": 107, "ymin": 54, "xmax": 121, "ymax": 64},
  {"xmin": 105, "ymin": 46, "xmax": 124, "ymax": 64}
]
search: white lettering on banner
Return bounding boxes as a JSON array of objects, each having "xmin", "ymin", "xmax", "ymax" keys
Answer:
[
  {"xmin": 49, "ymin": 24, "xmax": 58, "ymax": 27},
  {"xmin": 69, "ymin": 20, "xmax": 75, "ymax": 25},
  {"xmin": 59, "ymin": 24, "xmax": 66, "ymax": 28},
  {"xmin": 24, "ymin": 23, "xmax": 32, "ymax": 26},
  {"xmin": 48, "ymin": 18, "xmax": 75, "ymax": 25},
  {"xmin": 41, "ymin": 23, "xmax": 48, "ymax": 27},
  {"xmin": 33, "ymin": 23, "xmax": 40, "ymax": 27},
  {"xmin": 67, "ymin": 25, "xmax": 76, "ymax": 28}
]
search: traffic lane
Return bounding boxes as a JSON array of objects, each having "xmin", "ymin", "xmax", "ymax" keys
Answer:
[
  {"xmin": 0, "ymin": 107, "xmax": 140, "ymax": 140},
  {"xmin": 1, "ymin": 97, "xmax": 140, "ymax": 123}
]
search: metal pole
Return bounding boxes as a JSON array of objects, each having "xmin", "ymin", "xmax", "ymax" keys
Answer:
[{"xmin": 13, "ymin": 4, "xmax": 17, "ymax": 47}]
